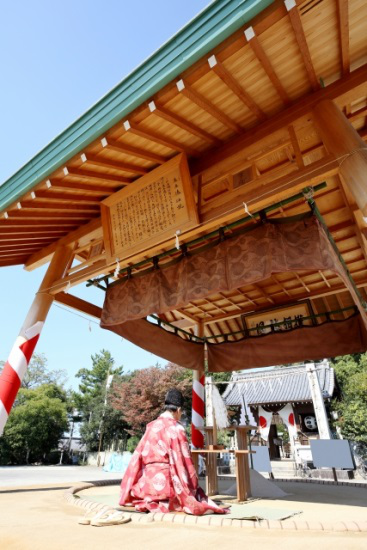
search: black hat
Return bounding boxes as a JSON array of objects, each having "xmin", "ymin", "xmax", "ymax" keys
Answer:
[{"xmin": 165, "ymin": 388, "xmax": 184, "ymax": 408}]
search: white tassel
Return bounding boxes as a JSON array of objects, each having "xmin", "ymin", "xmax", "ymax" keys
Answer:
[
  {"xmin": 211, "ymin": 385, "xmax": 228, "ymax": 430},
  {"xmin": 243, "ymin": 202, "xmax": 255, "ymax": 219},
  {"xmin": 114, "ymin": 258, "xmax": 120, "ymax": 278},
  {"xmin": 175, "ymin": 230, "xmax": 181, "ymax": 250}
]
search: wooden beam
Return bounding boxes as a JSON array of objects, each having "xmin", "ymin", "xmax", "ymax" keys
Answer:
[
  {"xmin": 208, "ymin": 55, "xmax": 266, "ymax": 121},
  {"xmin": 0, "ymin": 245, "xmax": 42, "ymax": 254},
  {"xmin": 313, "ymin": 99, "xmax": 367, "ymax": 216},
  {"xmin": 24, "ymin": 218, "xmax": 102, "ymax": 271},
  {"xmin": 190, "ymin": 62, "xmax": 367, "ymax": 178},
  {"xmin": 81, "ymin": 153, "xmax": 148, "ymax": 175},
  {"xmin": 149, "ymin": 101, "xmax": 221, "ymax": 146},
  {"xmin": 0, "ymin": 229, "xmax": 67, "ymax": 236},
  {"xmin": 253, "ymin": 283, "xmax": 275, "ymax": 305},
  {"xmin": 33, "ymin": 190, "xmax": 107, "ymax": 203},
  {"xmin": 176, "ymin": 79, "xmax": 243, "ymax": 134},
  {"xmin": 45, "ymin": 179, "xmax": 118, "ymax": 194},
  {"xmin": 63, "ymin": 167, "xmax": 132, "ymax": 186},
  {"xmin": 288, "ymin": 125, "xmax": 304, "ymax": 169},
  {"xmin": 19, "ymin": 201, "xmax": 100, "ymax": 212},
  {"xmin": 0, "ymin": 238, "xmax": 53, "ymax": 247},
  {"xmin": 6, "ymin": 210, "xmax": 98, "ymax": 220},
  {"xmin": 0, "ymin": 218, "xmax": 81, "ymax": 227},
  {"xmin": 244, "ymin": 27, "xmax": 291, "ymax": 106},
  {"xmin": 123, "ymin": 120, "xmax": 200, "ymax": 157},
  {"xmin": 201, "ymin": 154, "xmax": 339, "ymax": 223},
  {"xmin": 54, "ymin": 293, "xmax": 102, "ymax": 319},
  {"xmin": 169, "ymin": 318, "xmax": 196, "ymax": 330},
  {"xmin": 337, "ymin": 0, "xmax": 350, "ymax": 76},
  {"xmin": 285, "ymin": 0, "xmax": 319, "ymax": 91},
  {"xmin": 101, "ymin": 137, "xmax": 166, "ymax": 164}
]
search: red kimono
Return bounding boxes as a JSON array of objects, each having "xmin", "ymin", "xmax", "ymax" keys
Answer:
[{"xmin": 119, "ymin": 413, "xmax": 226, "ymax": 515}]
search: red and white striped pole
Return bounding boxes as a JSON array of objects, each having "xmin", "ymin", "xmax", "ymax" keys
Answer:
[
  {"xmin": 191, "ymin": 371, "xmax": 205, "ymax": 449},
  {"xmin": 0, "ymin": 322, "xmax": 43, "ymax": 434},
  {"xmin": 191, "ymin": 323, "xmax": 205, "ymax": 449},
  {"xmin": 0, "ymin": 245, "xmax": 72, "ymax": 436}
]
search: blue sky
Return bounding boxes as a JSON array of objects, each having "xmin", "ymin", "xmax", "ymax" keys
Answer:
[{"xmin": 0, "ymin": 0, "xmax": 209, "ymax": 389}]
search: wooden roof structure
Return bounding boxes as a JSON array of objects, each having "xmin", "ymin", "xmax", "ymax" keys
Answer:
[{"xmin": 1, "ymin": 0, "xmax": 367, "ymax": 345}]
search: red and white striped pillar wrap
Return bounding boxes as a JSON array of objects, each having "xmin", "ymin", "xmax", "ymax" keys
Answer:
[
  {"xmin": 0, "ymin": 321, "xmax": 43, "ymax": 435},
  {"xmin": 191, "ymin": 371, "xmax": 205, "ymax": 449}
]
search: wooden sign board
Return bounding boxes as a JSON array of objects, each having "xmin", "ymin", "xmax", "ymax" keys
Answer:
[
  {"xmin": 242, "ymin": 301, "xmax": 314, "ymax": 337},
  {"xmin": 101, "ymin": 154, "xmax": 198, "ymax": 260}
]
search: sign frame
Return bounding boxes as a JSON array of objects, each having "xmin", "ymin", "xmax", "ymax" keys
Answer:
[
  {"xmin": 242, "ymin": 300, "xmax": 314, "ymax": 337},
  {"xmin": 101, "ymin": 153, "xmax": 198, "ymax": 261}
]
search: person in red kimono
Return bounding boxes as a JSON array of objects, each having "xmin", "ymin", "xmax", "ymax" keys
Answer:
[{"xmin": 119, "ymin": 388, "xmax": 226, "ymax": 515}]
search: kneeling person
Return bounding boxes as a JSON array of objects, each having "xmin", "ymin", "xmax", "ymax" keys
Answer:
[{"xmin": 119, "ymin": 388, "xmax": 226, "ymax": 515}]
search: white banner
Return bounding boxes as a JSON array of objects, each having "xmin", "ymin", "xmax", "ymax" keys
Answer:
[
  {"xmin": 258, "ymin": 406, "xmax": 273, "ymax": 441},
  {"xmin": 278, "ymin": 403, "xmax": 298, "ymax": 440}
]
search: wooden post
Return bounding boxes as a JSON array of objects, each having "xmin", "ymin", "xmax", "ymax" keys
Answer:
[
  {"xmin": 236, "ymin": 426, "xmax": 253, "ymax": 501},
  {"xmin": 0, "ymin": 245, "xmax": 73, "ymax": 434},
  {"xmin": 191, "ymin": 323, "xmax": 205, "ymax": 449},
  {"xmin": 313, "ymin": 99, "xmax": 367, "ymax": 216},
  {"xmin": 205, "ymin": 377, "xmax": 218, "ymax": 496}
]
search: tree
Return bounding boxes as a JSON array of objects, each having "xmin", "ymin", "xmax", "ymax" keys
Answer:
[
  {"xmin": 111, "ymin": 363, "xmax": 192, "ymax": 437},
  {"xmin": 0, "ymin": 353, "xmax": 67, "ymax": 390},
  {"xmin": 0, "ymin": 385, "xmax": 68, "ymax": 464},
  {"xmin": 331, "ymin": 353, "xmax": 367, "ymax": 443},
  {"xmin": 21, "ymin": 353, "xmax": 68, "ymax": 389},
  {"xmin": 74, "ymin": 350, "xmax": 126, "ymax": 451}
]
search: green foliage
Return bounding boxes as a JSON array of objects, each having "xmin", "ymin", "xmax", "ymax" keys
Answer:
[
  {"xmin": 21, "ymin": 353, "xmax": 68, "ymax": 390},
  {"xmin": 0, "ymin": 385, "xmax": 68, "ymax": 464},
  {"xmin": 331, "ymin": 353, "xmax": 367, "ymax": 443},
  {"xmin": 75, "ymin": 350, "xmax": 127, "ymax": 452},
  {"xmin": 126, "ymin": 436, "xmax": 140, "ymax": 453}
]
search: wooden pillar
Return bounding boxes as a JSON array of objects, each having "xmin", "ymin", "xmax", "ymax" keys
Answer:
[
  {"xmin": 191, "ymin": 323, "xmax": 205, "ymax": 449},
  {"xmin": 313, "ymin": 99, "xmax": 367, "ymax": 216},
  {"xmin": 0, "ymin": 245, "xmax": 73, "ymax": 434}
]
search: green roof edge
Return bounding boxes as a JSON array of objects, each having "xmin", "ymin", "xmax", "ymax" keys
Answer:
[{"xmin": 0, "ymin": 0, "xmax": 274, "ymax": 211}]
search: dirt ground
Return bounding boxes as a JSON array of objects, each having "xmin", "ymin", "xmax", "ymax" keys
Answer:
[
  {"xmin": 0, "ymin": 486, "xmax": 366, "ymax": 550},
  {"xmin": 80, "ymin": 481, "xmax": 367, "ymax": 525}
]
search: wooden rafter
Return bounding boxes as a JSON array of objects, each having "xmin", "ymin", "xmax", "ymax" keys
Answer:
[
  {"xmin": 81, "ymin": 153, "xmax": 148, "ymax": 175},
  {"xmin": 18, "ymin": 201, "xmax": 100, "ymax": 212},
  {"xmin": 44, "ymin": 179, "xmax": 118, "ymax": 194},
  {"xmin": 244, "ymin": 27, "xmax": 291, "ymax": 106},
  {"xmin": 32, "ymin": 190, "xmax": 108, "ymax": 203},
  {"xmin": 101, "ymin": 137, "xmax": 166, "ymax": 164},
  {"xmin": 123, "ymin": 120, "xmax": 200, "ymax": 157},
  {"xmin": 337, "ymin": 0, "xmax": 350, "ymax": 76},
  {"xmin": 0, "ymin": 229, "xmax": 66, "ymax": 237},
  {"xmin": 208, "ymin": 55, "xmax": 266, "ymax": 121},
  {"xmin": 285, "ymin": 0, "xmax": 319, "ymax": 91},
  {"xmin": 191, "ymin": 63, "xmax": 367, "ymax": 176},
  {"xmin": 6, "ymin": 211, "xmax": 97, "ymax": 220},
  {"xmin": 63, "ymin": 167, "xmax": 132, "ymax": 186},
  {"xmin": 148, "ymin": 101, "xmax": 221, "ymax": 146},
  {"xmin": 176, "ymin": 79, "xmax": 243, "ymax": 134}
]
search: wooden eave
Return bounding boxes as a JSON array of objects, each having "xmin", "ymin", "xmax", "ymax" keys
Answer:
[{"xmin": 1, "ymin": 0, "xmax": 367, "ymax": 342}]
